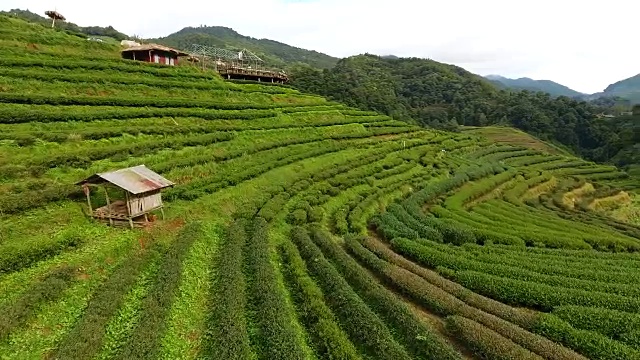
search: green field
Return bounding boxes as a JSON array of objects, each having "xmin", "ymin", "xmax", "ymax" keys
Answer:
[{"xmin": 1, "ymin": 16, "xmax": 640, "ymax": 360}]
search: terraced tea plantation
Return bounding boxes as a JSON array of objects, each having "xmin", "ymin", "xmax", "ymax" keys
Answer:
[{"xmin": 1, "ymin": 16, "xmax": 639, "ymax": 360}]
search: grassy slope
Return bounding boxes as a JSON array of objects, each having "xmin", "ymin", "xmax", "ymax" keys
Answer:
[
  {"xmin": 1, "ymin": 15, "xmax": 639, "ymax": 360},
  {"xmin": 461, "ymin": 126, "xmax": 573, "ymax": 156}
]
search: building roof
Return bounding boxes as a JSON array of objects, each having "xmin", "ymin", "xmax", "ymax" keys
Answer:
[
  {"xmin": 76, "ymin": 165, "xmax": 175, "ymax": 194},
  {"xmin": 121, "ymin": 43, "xmax": 189, "ymax": 56}
]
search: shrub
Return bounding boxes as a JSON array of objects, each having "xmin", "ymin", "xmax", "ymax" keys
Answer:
[
  {"xmin": 279, "ymin": 240, "xmax": 361, "ymax": 359},
  {"xmin": 0, "ymin": 266, "xmax": 76, "ymax": 340},
  {"xmin": 552, "ymin": 306, "xmax": 640, "ymax": 348},
  {"xmin": 0, "ymin": 227, "xmax": 85, "ymax": 274},
  {"xmin": 532, "ymin": 313, "xmax": 640, "ymax": 360},
  {"xmin": 310, "ymin": 229, "xmax": 462, "ymax": 360},
  {"xmin": 348, "ymin": 237, "xmax": 584, "ymax": 360},
  {"xmin": 245, "ymin": 218, "xmax": 306, "ymax": 359},
  {"xmin": 453, "ymin": 271, "xmax": 640, "ymax": 313},
  {"xmin": 445, "ymin": 316, "xmax": 543, "ymax": 360},
  {"xmin": 117, "ymin": 222, "xmax": 203, "ymax": 359},
  {"xmin": 290, "ymin": 227, "xmax": 413, "ymax": 360},
  {"xmin": 287, "ymin": 208, "xmax": 308, "ymax": 226},
  {"xmin": 52, "ymin": 247, "xmax": 159, "ymax": 359},
  {"xmin": 202, "ymin": 221, "xmax": 252, "ymax": 360}
]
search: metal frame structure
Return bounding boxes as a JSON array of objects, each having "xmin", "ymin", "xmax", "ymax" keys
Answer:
[
  {"xmin": 188, "ymin": 44, "xmax": 287, "ymax": 83},
  {"xmin": 190, "ymin": 44, "xmax": 265, "ymax": 70}
]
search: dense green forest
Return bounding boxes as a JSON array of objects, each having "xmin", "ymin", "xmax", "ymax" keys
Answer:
[
  {"xmin": 1, "ymin": 9, "xmax": 128, "ymax": 41},
  {"xmin": 152, "ymin": 26, "xmax": 338, "ymax": 70},
  {"xmin": 290, "ymin": 54, "xmax": 639, "ymax": 167}
]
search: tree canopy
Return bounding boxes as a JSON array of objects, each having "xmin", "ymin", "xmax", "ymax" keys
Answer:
[{"xmin": 290, "ymin": 54, "xmax": 638, "ymax": 167}]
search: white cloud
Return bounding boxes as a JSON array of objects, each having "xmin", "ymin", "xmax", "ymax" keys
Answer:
[{"xmin": 2, "ymin": 0, "xmax": 638, "ymax": 93}]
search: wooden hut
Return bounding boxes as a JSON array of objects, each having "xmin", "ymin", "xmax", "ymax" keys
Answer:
[
  {"xmin": 76, "ymin": 165, "xmax": 174, "ymax": 228},
  {"xmin": 121, "ymin": 44, "xmax": 188, "ymax": 66}
]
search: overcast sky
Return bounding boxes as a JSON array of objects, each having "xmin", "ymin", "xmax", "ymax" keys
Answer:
[{"xmin": 3, "ymin": 0, "xmax": 637, "ymax": 93}]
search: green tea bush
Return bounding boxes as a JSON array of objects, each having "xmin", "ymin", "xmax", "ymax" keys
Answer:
[
  {"xmin": 117, "ymin": 223, "xmax": 202, "ymax": 359},
  {"xmin": 0, "ymin": 266, "xmax": 76, "ymax": 339},
  {"xmin": 310, "ymin": 229, "xmax": 462, "ymax": 360},
  {"xmin": 532, "ymin": 313, "xmax": 640, "ymax": 360},
  {"xmin": 52, "ymin": 247, "xmax": 159, "ymax": 359},
  {"xmin": 278, "ymin": 240, "xmax": 361, "ymax": 359},
  {"xmin": 0, "ymin": 93, "xmax": 327, "ymax": 110},
  {"xmin": 202, "ymin": 221, "xmax": 252, "ymax": 359},
  {"xmin": 445, "ymin": 316, "xmax": 543, "ymax": 360},
  {"xmin": 290, "ymin": 227, "xmax": 413, "ymax": 360},
  {"xmin": 552, "ymin": 306, "xmax": 640, "ymax": 348},
  {"xmin": 245, "ymin": 218, "xmax": 306, "ymax": 359},
  {"xmin": 0, "ymin": 105, "xmax": 278, "ymax": 124},
  {"xmin": 0, "ymin": 227, "xmax": 85, "ymax": 274},
  {"xmin": 453, "ymin": 271, "xmax": 640, "ymax": 313},
  {"xmin": 347, "ymin": 238, "xmax": 584, "ymax": 360}
]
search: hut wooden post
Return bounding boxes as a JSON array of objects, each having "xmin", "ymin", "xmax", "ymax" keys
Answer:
[
  {"xmin": 104, "ymin": 186, "xmax": 114, "ymax": 227},
  {"xmin": 83, "ymin": 184, "xmax": 92, "ymax": 215},
  {"xmin": 161, "ymin": 207, "xmax": 166, "ymax": 220},
  {"xmin": 125, "ymin": 192, "xmax": 134, "ymax": 229}
]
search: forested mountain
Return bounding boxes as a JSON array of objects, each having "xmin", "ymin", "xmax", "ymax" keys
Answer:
[
  {"xmin": 0, "ymin": 8, "xmax": 128, "ymax": 40},
  {"xmin": 152, "ymin": 26, "xmax": 338, "ymax": 70},
  {"xmin": 589, "ymin": 73, "xmax": 640, "ymax": 104},
  {"xmin": 485, "ymin": 75, "xmax": 585, "ymax": 98},
  {"xmin": 290, "ymin": 54, "xmax": 638, "ymax": 167}
]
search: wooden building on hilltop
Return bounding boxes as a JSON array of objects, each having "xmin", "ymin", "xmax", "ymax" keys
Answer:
[
  {"xmin": 77, "ymin": 165, "xmax": 174, "ymax": 228},
  {"xmin": 121, "ymin": 43, "xmax": 188, "ymax": 66}
]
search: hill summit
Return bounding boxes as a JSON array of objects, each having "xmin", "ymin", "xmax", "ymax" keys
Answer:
[{"xmin": 152, "ymin": 25, "xmax": 338, "ymax": 69}]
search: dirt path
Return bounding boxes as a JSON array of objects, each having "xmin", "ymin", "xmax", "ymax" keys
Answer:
[
  {"xmin": 352, "ymin": 233, "xmax": 479, "ymax": 359},
  {"xmin": 403, "ymin": 296, "xmax": 479, "ymax": 360}
]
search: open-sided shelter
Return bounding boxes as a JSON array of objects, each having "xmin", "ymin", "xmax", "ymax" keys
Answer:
[
  {"xmin": 76, "ymin": 165, "xmax": 174, "ymax": 228},
  {"xmin": 45, "ymin": 10, "xmax": 65, "ymax": 28},
  {"xmin": 121, "ymin": 43, "xmax": 188, "ymax": 66}
]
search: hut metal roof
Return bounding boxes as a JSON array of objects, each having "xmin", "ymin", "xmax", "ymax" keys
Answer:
[
  {"xmin": 77, "ymin": 165, "xmax": 174, "ymax": 194},
  {"xmin": 121, "ymin": 43, "xmax": 189, "ymax": 56}
]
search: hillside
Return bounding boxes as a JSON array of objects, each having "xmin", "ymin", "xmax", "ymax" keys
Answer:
[
  {"xmin": 485, "ymin": 75, "xmax": 585, "ymax": 98},
  {"xmin": 1, "ymin": 15, "xmax": 640, "ymax": 360},
  {"xmin": 1, "ymin": 8, "xmax": 128, "ymax": 41},
  {"xmin": 461, "ymin": 126, "xmax": 573, "ymax": 156},
  {"xmin": 589, "ymin": 73, "xmax": 640, "ymax": 104},
  {"xmin": 152, "ymin": 26, "xmax": 338, "ymax": 70},
  {"xmin": 290, "ymin": 54, "xmax": 638, "ymax": 168}
]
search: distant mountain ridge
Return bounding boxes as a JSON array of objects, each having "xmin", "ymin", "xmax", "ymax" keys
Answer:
[
  {"xmin": 587, "ymin": 74, "xmax": 640, "ymax": 104},
  {"xmin": 485, "ymin": 75, "xmax": 585, "ymax": 98},
  {"xmin": 488, "ymin": 73, "xmax": 640, "ymax": 104},
  {"xmin": 151, "ymin": 26, "xmax": 338, "ymax": 70}
]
